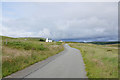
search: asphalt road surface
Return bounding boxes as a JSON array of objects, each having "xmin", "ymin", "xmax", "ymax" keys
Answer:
[
  {"xmin": 26, "ymin": 44, "xmax": 87, "ymax": 78},
  {"xmin": 6, "ymin": 44, "xmax": 87, "ymax": 78}
]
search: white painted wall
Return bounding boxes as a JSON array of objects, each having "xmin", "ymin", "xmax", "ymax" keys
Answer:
[
  {"xmin": 46, "ymin": 38, "xmax": 49, "ymax": 42},
  {"xmin": 46, "ymin": 38, "xmax": 52, "ymax": 42}
]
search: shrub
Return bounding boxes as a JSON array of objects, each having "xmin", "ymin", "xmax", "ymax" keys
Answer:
[{"xmin": 39, "ymin": 38, "xmax": 46, "ymax": 42}]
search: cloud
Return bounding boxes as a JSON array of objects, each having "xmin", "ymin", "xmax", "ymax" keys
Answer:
[
  {"xmin": 38, "ymin": 28, "xmax": 51, "ymax": 38},
  {"xmin": 2, "ymin": 26, "xmax": 34, "ymax": 37},
  {"xmin": 2, "ymin": 2, "xmax": 118, "ymax": 41}
]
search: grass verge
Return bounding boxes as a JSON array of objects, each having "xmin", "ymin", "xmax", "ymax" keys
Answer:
[
  {"xmin": 2, "ymin": 37, "xmax": 64, "ymax": 77},
  {"xmin": 69, "ymin": 43, "xmax": 118, "ymax": 78}
]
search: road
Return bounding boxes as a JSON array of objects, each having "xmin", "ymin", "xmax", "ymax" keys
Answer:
[
  {"xmin": 26, "ymin": 44, "xmax": 87, "ymax": 78},
  {"xmin": 6, "ymin": 44, "xmax": 87, "ymax": 78}
]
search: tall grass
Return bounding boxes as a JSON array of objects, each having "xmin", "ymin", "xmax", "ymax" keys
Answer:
[
  {"xmin": 4, "ymin": 41, "xmax": 47, "ymax": 50},
  {"xmin": 69, "ymin": 43, "xmax": 118, "ymax": 78},
  {"xmin": 0, "ymin": 56, "xmax": 1, "ymax": 79},
  {"xmin": 2, "ymin": 37, "xmax": 64, "ymax": 77}
]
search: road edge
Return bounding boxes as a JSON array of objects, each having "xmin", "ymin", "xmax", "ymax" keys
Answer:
[{"xmin": 4, "ymin": 45, "xmax": 67, "ymax": 78}]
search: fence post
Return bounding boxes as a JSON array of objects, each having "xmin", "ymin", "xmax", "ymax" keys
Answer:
[{"xmin": 6, "ymin": 39, "xmax": 7, "ymax": 45}]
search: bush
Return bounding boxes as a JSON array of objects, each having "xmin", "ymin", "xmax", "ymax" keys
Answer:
[{"xmin": 39, "ymin": 38, "xmax": 45, "ymax": 42}]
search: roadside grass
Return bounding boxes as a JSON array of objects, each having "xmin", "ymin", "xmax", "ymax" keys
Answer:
[
  {"xmin": 69, "ymin": 43, "xmax": 118, "ymax": 78},
  {"xmin": 4, "ymin": 41, "xmax": 47, "ymax": 50},
  {"xmin": 56, "ymin": 42, "xmax": 62, "ymax": 45},
  {"xmin": 0, "ymin": 36, "xmax": 2, "ymax": 79},
  {"xmin": 2, "ymin": 37, "xmax": 64, "ymax": 77}
]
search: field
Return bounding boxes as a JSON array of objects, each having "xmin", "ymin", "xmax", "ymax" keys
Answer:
[
  {"xmin": 69, "ymin": 43, "xmax": 118, "ymax": 78},
  {"xmin": 2, "ymin": 36, "xmax": 64, "ymax": 77},
  {"xmin": 1, "ymin": 36, "xmax": 119, "ymax": 78}
]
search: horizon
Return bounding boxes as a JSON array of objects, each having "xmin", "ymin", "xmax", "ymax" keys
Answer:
[{"xmin": 1, "ymin": 35, "xmax": 119, "ymax": 42}]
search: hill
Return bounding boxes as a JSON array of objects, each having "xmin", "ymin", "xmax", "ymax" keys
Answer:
[{"xmin": 87, "ymin": 41, "xmax": 119, "ymax": 45}]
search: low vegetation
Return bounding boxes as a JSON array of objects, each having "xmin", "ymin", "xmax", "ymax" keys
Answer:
[
  {"xmin": 69, "ymin": 43, "xmax": 118, "ymax": 78},
  {"xmin": 2, "ymin": 36, "xmax": 64, "ymax": 77},
  {"xmin": 4, "ymin": 41, "xmax": 47, "ymax": 50}
]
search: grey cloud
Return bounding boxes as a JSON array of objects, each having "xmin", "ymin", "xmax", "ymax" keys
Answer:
[{"xmin": 2, "ymin": 2, "xmax": 118, "ymax": 41}]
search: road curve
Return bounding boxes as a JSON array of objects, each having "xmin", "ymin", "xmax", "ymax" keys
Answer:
[{"xmin": 25, "ymin": 44, "xmax": 87, "ymax": 78}]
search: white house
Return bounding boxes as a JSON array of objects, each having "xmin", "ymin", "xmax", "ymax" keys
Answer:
[{"xmin": 46, "ymin": 38, "xmax": 52, "ymax": 42}]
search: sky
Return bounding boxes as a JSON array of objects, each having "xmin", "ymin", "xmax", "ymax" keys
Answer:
[{"xmin": 1, "ymin": 2, "xmax": 118, "ymax": 42}]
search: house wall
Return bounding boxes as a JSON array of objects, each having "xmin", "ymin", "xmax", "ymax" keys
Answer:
[
  {"xmin": 45, "ymin": 38, "xmax": 52, "ymax": 42},
  {"xmin": 46, "ymin": 38, "xmax": 49, "ymax": 42}
]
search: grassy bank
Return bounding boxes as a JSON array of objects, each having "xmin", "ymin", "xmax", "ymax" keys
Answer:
[
  {"xmin": 69, "ymin": 43, "xmax": 118, "ymax": 78},
  {"xmin": 2, "ymin": 36, "xmax": 64, "ymax": 77}
]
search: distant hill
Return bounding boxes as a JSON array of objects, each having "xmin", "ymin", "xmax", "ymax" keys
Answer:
[
  {"xmin": 87, "ymin": 41, "xmax": 119, "ymax": 45},
  {"xmin": 1, "ymin": 36, "xmax": 46, "ymax": 42},
  {"xmin": 2, "ymin": 36, "xmax": 17, "ymax": 40}
]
